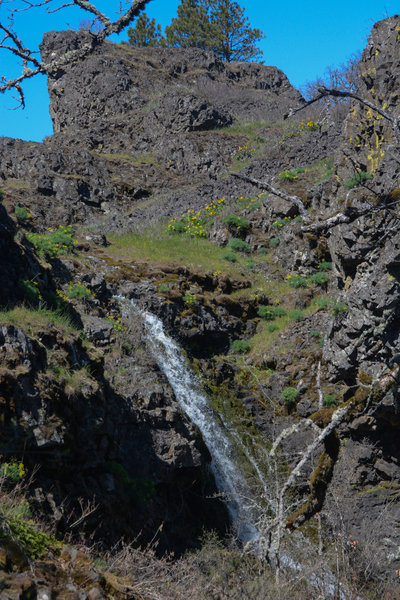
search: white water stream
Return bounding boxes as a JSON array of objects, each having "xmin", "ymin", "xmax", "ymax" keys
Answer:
[{"xmin": 137, "ymin": 306, "xmax": 260, "ymax": 542}]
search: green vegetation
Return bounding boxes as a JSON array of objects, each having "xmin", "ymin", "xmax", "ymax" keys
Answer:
[
  {"xmin": 345, "ymin": 170, "xmax": 373, "ymax": 189},
  {"xmin": 272, "ymin": 216, "xmax": 293, "ymax": 228},
  {"xmin": 279, "ymin": 167, "xmax": 305, "ymax": 181},
  {"xmin": 323, "ymin": 394, "xmax": 338, "ymax": 408},
  {"xmin": 127, "ymin": 12, "xmax": 163, "ymax": 47},
  {"xmin": 288, "ymin": 309, "xmax": 305, "ymax": 321},
  {"xmin": 167, "ymin": 197, "xmax": 225, "ymax": 237},
  {"xmin": 19, "ymin": 279, "xmax": 42, "ymax": 304},
  {"xmin": 286, "ymin": 274, "xmax": 309, "ymax": 288},
  {"xmin": 313, "ymin": 296, "xmax": 336, "ymax": 309},
  {"xmin": 310, "ymin": 330, "xmax": 322, "ymax": 338},
  {"xmin": 258, "ymin": 305, "xmax": 286, "ymax": 320},
  {"xmin": 108, "ymin": 227, "xmax": 249, "ymax": 274},
  {"xmin": 66, "ymin": 282, "xmax": 95, "ymax": 300},
  {"xmin": 15, "ymin": 205, "xmax": 31, "ymax": 222},
  {"xmin": 26, "ymin": 226, "xmax": 76, "ymax": 259},
  {"xmin": 269, "ymin": 236, "xmax": 279, "ymax": 248},
  {"xmin": 158, "ymin": 283, "xmax": 170, "ymax": 293},
  {"xmin": 223, "ymin": 249, "xmax": 237, "ymax": 262},
  {"xmin": 183, "ymin": 293, "xmax": 198, "ymax": 305},
  {"xmin": 332, "ymin": 301, "xmax": 348, "ymax": 315},
  {"xmin": 0, "ymin": 461, "xmax": 25, "ymax": 483},
  {"xmin": 6, "ymin": 514, "xmax": 61, "ymax": 559},
  {"xmin": 318, "ymin": 260, "xmax": 332, "ymax": 271},
  {"xmin": 281, "ymin": 386, "xmax": 300, "ymax": 407},
  {"xmin": 309, "ymin": 272, "xmax": 329, "ymax": 286},
  {"xmin": 106, "ymin": 315, "xmax": 126, "ymax": 332},
  {"xmin": 235, "ymin": 145, "xmax": 256, "ymax": 161},
  {"xmin": 0, "ymin": 305, "xmax": 78, "ymax": 335},
  {"xmin": 227, "ymin": 238, "xmax": 250, "ymax": 253},
  {"xmin": 230, "ymin": 339, "xmax": 251, "ymax": 354},
  {"xmin": 163, "ymin": 0, "xmax": 264, "ymax": 62},
  {"xmin": 222, "ymin": 214, "xmax": 250, "ymax": 232}
]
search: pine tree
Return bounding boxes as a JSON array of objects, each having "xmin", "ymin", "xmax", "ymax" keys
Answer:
[
  {"xmin": 127, "ymin": 12, "xmax": 163, "ymax": 48},
  {"xmin": 208, "ymin": 0, "xmax": 264, "ymax": 62},
  {"xmin": 164, "ymin": 0, "xmax": 264, "ymax": 62},
  {"xmin": 164, "ymin": 0, "xmax": 215, "ymax": 49}
]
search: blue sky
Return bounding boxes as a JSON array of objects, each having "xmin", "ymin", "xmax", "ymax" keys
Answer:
[{"xmin": 0, "ymin": 0, "xmax": 398, "ymax": 141}]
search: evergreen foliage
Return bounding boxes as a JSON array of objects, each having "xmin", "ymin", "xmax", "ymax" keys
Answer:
[
  {"xmin": 127, "ymin": 12, "xmax": 163, "ymax": 47},
  {"xmin": 207, "ymin": 0, "xmax": 264, "ymax": 62},
  {"xmin": 164, "ymin": 0, "xmax": 264, "ymax": 62},
  {"xmin": 164, "ymin": 0, "xmax": 214, "ymax": 49}
]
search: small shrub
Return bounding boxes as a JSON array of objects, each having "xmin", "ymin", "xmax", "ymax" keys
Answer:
[
  {"xmin": 19, "ymin": 279, "xmax": 42, "ymax": 304},
  {"xmin": 67, "ymin": 282, "xmax": 94, "ymax": 300},
  {"xmin": 106, "ymin": 315, "xmax": 126, "ymax": 332},
  {"xmin": 223, "ymin": 215, "xmax": 250, "ymax": 231},
  {"xmin": 313, "ymin": 296, "xmax": 335, "ymax": 308},
  {"xmin": 168, "ymin": 220, "xmax": 186, "ymax": 234},
  {"xmin": 267, "ymin": 323, "xmax": 279, "ymax": 332},
  {"xmin": 223, "ymin": 250, "xmax": 237, "ymax": 262},
  {"xmin": 7, "ymin": 516, "xmax": 61, "ymax": 559},
  {"xmin": 300, "ymin": 120, "xmax": 318, "ymax": 131},
  {"xmin": 235, "ymin": 145, "xmax": 256, "ymax": 160},
  {"xmin": 183, "ymin": 293, "xmax": 198, "ymax": 305},
  {"xmin": 309, "ymin": 272, "xmax": 329, "ymax": 286},
  {"xmin": 288, "ymin": 309, "xmax": 304, "ymax": 321},
  {"xmin": 26, "ymin": 226, "xmax": 76, "ymax": 259},
  {"xmin": 269, "ymin": 237, "xmax": 279, "ymax": 248},
  {"xmin": 230, "ymin": 339, "xmax": 251, "ymax": 354},
  {"xmin": 286, "ymin": 274, "xmax": 309, "ymax": 288},
  {"xmin": 0, "ymin": 461, "xmax": 25, "ymax": 483},
  {"xmin": 323, "ymin": 394, "xmax": 338, "ymax": 408},
  {"xmin": 318, "ymin": 260, "xmax": 332, "ymax": 271},
  {"xmin": 310, "ymin": 330, "xmax": 321, "ymax": 338},
  {"xmin": 258, "ymin": 247, "xmax": 267, "ymax": 255},
  {"xmin": 122, "ymin": 342, "xmax": 133, "ymax": 355},
  {"xmin": 279, "ymin": 168, "xmax": 305, "ymax": 181},
  {"xmin": 332, "ymin": 301, "xmax": 348, "ymax": 315},
  {"xmin": 294, "ymin": 215, "xmax": 303, "ymax": 223},
  {"xmin": 272, "ymin": 216, "xmax": 292, "ymax": 228},
  {"xmin": 157, "ymin": 283, "xmax": 170, "ymax": 293},
  {"xmin": 345, "ymin": 170, "xmax": 373, "ymax": 189},
  {"xmin": 244, "ymin": 259, "xmax": 255, "ymax": 269},
  {"xmin": 227, "ymin": 238, "xmax": 250, "ymax": 253},
  {"xmin": 15, "ymin": 205, "xmax": 31, "ymax": 222},
  {"xmin": 258, "ymin": 305, "xmax": 286, "ymax": 320},
  {"xmin": 281, "ymin": 386, "xmax": 300, "ymax": 406}
]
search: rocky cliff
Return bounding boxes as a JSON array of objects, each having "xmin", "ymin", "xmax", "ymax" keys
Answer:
[{"xmin": 0, "ymin": 15, "xmax": 400, "ymax": 600}]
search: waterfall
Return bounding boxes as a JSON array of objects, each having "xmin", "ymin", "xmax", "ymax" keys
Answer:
[
  {"xmin": 117, "ymin": 298, "xmax": 350, "ymax": 599},
  {"xmin": 137, "ymin": 306, "xmax": 260, "ymax": 543}
]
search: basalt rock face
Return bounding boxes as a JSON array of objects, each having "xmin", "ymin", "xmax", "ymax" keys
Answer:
[
  {"xmin": 323, "ymin": 17, "xmax": 400, "ymax": 382},
  {"xmin": 40, "ymin": 31, "xmax": 301, "ymax": 149}
]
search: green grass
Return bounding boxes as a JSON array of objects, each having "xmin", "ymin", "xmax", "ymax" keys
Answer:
[
  {"xmin": 220, "ymin": 119, "xmax": 269, "ymax": 138},
  {"xmin": 0, "ymin": 305, "xmax": 79, "ymax": 335},
  {"xmin": 248, "ymin": 303, "xmax": 317, "ymax": 358},
  {"xmin": 107, "ymin": 228, "xmax": 250, "ymax": 275}
]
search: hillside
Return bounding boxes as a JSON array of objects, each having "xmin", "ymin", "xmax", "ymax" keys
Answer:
[{"xmin": 0, "ymin": 15, "xmax": 399, "ymax": 599}]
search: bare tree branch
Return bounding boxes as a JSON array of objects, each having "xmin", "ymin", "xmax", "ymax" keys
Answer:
[
  {"xmin": 231, "ymin": 171, "xmax": 311, "ymax": 221},
  {"xmin": 285, "ymin": 85, "xmax": 400, "ymax": 144},
  {"xmin": 0, "ymin": 0, "xmax": 151, "ymax": 106}
]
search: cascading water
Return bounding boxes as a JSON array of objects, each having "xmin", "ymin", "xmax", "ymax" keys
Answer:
[
  {"xmin": 136, "ymin": 305, "xmax": 260, "ymax": 543},
  {"xmin": 117, "ymin": 297, "xmax": 349, "ymax": 599}
]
